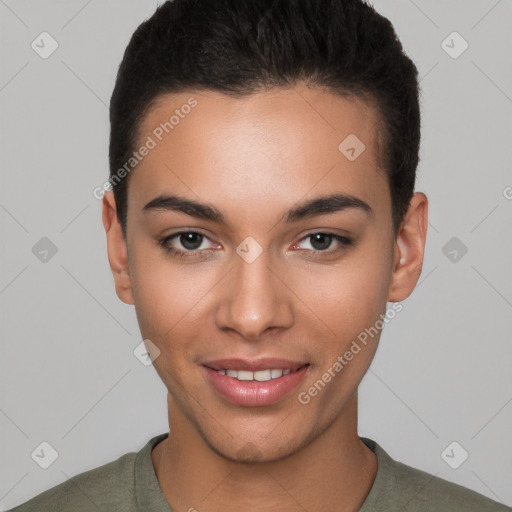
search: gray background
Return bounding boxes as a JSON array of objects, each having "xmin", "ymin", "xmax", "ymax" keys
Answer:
[{"xmin": 1, "ymin": 0, "xmax": 511, "ymax": 509}]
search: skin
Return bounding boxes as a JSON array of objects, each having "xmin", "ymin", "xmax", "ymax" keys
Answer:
[{"xmin": 102, "ymin": 84, "xmax": 428, "ymax": 512}]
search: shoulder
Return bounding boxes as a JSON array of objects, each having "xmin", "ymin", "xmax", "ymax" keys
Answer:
[
  {"xmin": 8, "ymin": 450, "xmax": 138, "ymax": 512},
  {"xmin": 386, "ymin": 456, "xmax": 510, "ymax": 511},
  {"xmin": 361, "ymin": 438, "xmax": 511, "ymax": 512}
]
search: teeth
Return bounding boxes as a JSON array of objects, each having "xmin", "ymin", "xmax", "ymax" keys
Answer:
[
  {"xmin": 254, "ymin": 369, "xmax": 271, "ymax": 381},
  {"xmin": 217, "ymin": 368, "xmax": 294, "ymax": 381}
]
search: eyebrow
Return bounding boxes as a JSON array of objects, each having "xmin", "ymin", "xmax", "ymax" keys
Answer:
[{"xmin": 143, "ymin": 193, "xmax": 373, "ymax": 223}]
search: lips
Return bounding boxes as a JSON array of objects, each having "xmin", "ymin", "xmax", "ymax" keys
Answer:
[{"xmin": 202, "ymin": 358, "xmax": 310, "ymax": 407}]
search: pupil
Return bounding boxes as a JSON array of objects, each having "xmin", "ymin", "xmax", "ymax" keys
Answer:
[
  {"xmin": 311, "ymin": 233, "xmax": 331, "ymax": 250},
  {"xmin": 181, "ymin": 233, "xmax": 202, "ymax": 250}
]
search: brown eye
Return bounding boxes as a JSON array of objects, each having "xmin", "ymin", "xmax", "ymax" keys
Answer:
[
  {"xmin": 177, "ymin": 232, "xmax": 204, "ymax": 250},
  {"xmin": 159, "ymin": 231, "xmax": 215, "ymax": 258},
  {"xmin": 295, "ymin": 233, "xmax": 353, "ymax": 254},
  {"xmin": 309, "ymin": 233, "xmax": 334, "ymax": 250}
]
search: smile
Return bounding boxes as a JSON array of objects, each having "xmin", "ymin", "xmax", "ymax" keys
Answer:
[{"xmin": 202, "ymin": 359, "xmax": 310, "ymax": 407}]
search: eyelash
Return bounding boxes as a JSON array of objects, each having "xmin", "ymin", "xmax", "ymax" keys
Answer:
[{"xmin": 158, "ymin": 231, "xmax": 353, "ymax": 259}]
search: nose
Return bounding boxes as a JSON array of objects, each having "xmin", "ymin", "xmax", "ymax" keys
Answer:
[{"xmin": 215, "ymin": 248, "xmax": 294, "ymax": 341}]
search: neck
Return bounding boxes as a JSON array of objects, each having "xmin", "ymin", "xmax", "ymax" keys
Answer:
[{"xmin": 152, "ymin": 392, "xmax": 377, "ymax": 512}]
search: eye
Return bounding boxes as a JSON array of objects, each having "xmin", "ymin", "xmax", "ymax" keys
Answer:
[
  {"xmin": 293, "ymin": 232, "xmax": 353, "ymax": 254},
  {"xmin": 159, "ymin": 231, "xmax": 217, "ymax": 258},
  {"xmin": 158, "ymin": 230, "xmax": 353, "ymax": 259}
]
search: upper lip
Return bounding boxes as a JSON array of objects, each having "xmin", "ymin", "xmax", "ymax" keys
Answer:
[{"xmin": 202, "ymin": 358, "xmax": 308, "ymax": 372}]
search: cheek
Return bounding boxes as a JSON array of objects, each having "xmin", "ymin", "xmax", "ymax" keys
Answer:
[
  {"xmin": 294, "ymin": 253, "xmax": 390, "ymax": 410},
  {"xmin": 128, "ymin": 244, "xmax": 221, "ymax": 361},
  {"xmin": 294, "ymin": 248, "xmax": 392, "ymax": 344}
]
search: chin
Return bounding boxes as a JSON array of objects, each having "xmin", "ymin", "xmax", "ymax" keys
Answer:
[{"xmin": 205, "ymin": 430, "xmax": 307, "ymax": 464}]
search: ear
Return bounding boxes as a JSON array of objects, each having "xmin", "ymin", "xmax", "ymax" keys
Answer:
[
  {"xmin": 102, "ymin": 191, "xmax": 134, "ymax": 305},
  {"xmin": 388, "ymin": 192, "xmax": 428, "ymax": 302}
]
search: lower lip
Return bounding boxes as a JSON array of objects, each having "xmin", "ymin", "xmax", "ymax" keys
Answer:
[{"xmin": 203, "ymin": 365, "xmax": 309, "ymax": 407}]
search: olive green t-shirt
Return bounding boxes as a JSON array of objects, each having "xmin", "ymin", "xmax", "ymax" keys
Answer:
[{"xmin": 8, "ymin": 433, "xmax": 511, "ymax": 511}]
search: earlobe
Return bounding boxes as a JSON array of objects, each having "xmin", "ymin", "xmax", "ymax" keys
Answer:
[
  {"xmin": 388, "ymin": 192, "xmax": 428, "ymax": 302},
  {"xmin": 102, "ymin": 191, "xmax": 135, "ymax": 305}
]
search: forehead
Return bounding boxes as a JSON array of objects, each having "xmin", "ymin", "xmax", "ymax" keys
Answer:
[{"xmin": 130, "ymin": 86, "xmax": 390, "ymax": 224}]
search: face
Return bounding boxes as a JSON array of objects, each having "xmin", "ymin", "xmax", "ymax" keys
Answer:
[{"xmin": 103, "ymin": 85, "xmax": 426, "ymax": 462}]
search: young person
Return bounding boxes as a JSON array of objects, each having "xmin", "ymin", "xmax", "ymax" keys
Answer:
[{"xmin": 10, "ymin": 0, "xmax": 511, "ymax": 510}]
